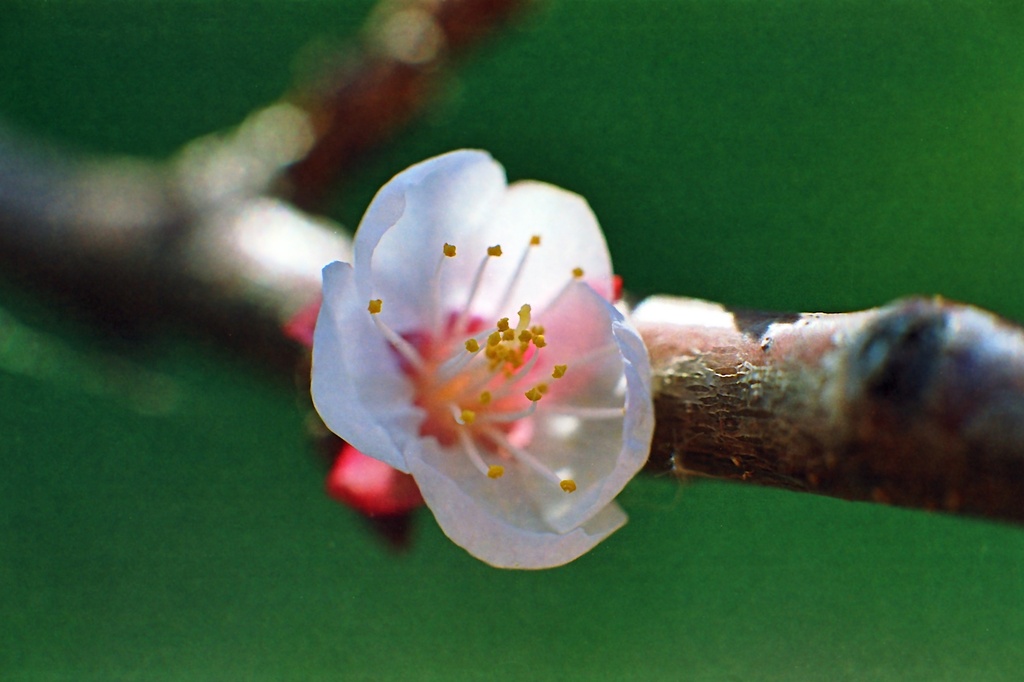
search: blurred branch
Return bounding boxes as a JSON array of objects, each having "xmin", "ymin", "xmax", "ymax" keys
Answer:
[
  {"xmin": 2, "ymin": 0, "xmax": 1023, "ymax": 526},
  {"xmin": 285, "ymin": 0, "xmax": 531, "ymax": 209},
  {"xmin": 0, "ymin": 120, "xmax": 346, "ymax": 371},
  {"xmin": 0, "ymin": 0, "xmax": 528, "ymax": 370}
]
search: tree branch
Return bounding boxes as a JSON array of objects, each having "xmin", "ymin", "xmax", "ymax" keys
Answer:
[
  {"xmin": 635, "ymin": 295, "xmax": 1024, "ymax": 523},
  {"xmin": 2, "ymin": 0, "xmax": 1022, "ymax": 527}
]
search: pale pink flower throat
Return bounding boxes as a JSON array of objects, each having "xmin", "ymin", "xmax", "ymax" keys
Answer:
[{"xmin": 366, "ymin": 236, "xmax": 595, "ymax": 493}]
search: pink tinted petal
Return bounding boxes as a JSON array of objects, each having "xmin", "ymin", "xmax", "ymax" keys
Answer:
[
  {"xmin": 407, "ymin": 440, "xmax": 627, "ymax": 569},
  {"xmin": 535, "ymin": 281, "xmax": 625, "ymax": 400},
  {"xmin": 327, "ymin": 444, "xmax": 424, "ymax": 516},
  {"xmin": 352, "ymin": 150, "xmax": 507, "ymax": 331},
  {"xmin": 311, "ymin": 262, "xmax": 422, "ymax": 472},
  {"xmin": 526, "ymin": 282, "xmax": 654, "ymax": 534},
  {"xmin": 282, "ymin": 297, "xmax": 321, "ymax": 347}
]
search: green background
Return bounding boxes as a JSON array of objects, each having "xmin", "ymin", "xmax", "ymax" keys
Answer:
[{"xmin": 3, "ymin": 1, "xmax": 1024, "ymax": 679}]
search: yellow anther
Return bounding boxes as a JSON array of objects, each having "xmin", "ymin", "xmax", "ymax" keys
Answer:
[
  {"xmin": 530, "ymin": 235, "xmax": 541, "ymax": 246},
  {"xmin": 525, "ymin": 387, "xmax": 544, "ymax": 402},
  {"xmin": 460, "ymin": 409, "xmax": 476, "ymax": 425},
  {"xmin": 516, "ymin": 304, "xmax": 532, "ymax": 331},
  {"xmin": 536, "ymin": 383, "xmax": 549, "ymax": 395},
  {"xmin": 552, "ymin": 364, "xmax": 567, "ymax": 379},
  {"xmin": 496, "ymin": 317, "xmax": 510, "ymax": 331},
  {"xmin": 487, "ymin": 245, "xmax": 503, "ymax": 257},
  {"xmin": 533, "ymin": 334, "xmax": 547, "ymax": 348},
  {"xmin": 487, "ymin": 465, "xmax": 505, "ymax": 479},
  {"xmin": 465, "ymin": 338, "xmax": 480, "ymax": 353},
  {"xmin": 487, "ymin": 332, "xmax": 501, "ymax": 347},
  {"xmin": 530, "ymin": 325, "xmax": 545, "ymax": 336},
  {"xmin": 572, "ymin": 267, "xmax": 584, "ymax": 279},
  {"xmin": 502, "ymin": 329, "xmax": 515, "ymax": 341},
  {"xmin": 518, "ymin": 329, "xmax": 532, "ymax": 343},
  {"xmin": 443, "ymin": 243, "xmax": 456, "ymax": 257},
  {"xmin": 368, "ymin": 299, "xmax": 383, "ymax": 314},
  {"xmin": 560, "ymin": 479, "xmax": 577, "ymax": 493},
  {"xmin": 479, "ymin": 391, "xmax": 492, "ymax": 405},
  {"xmin": 491, "ymin": 348, "xmax": 511, "ymax": 369}
]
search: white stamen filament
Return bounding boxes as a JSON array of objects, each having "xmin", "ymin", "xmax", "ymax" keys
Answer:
[
  {"xmin": 545, "ymin": 405, "xmax": 626, "ymax": 419},
  {"xmin": 493, "ymin": 239, "xmax": 537, "ymax": 316},
  {"xmin": 479, "ymin": 401, "xmax": 537, "ymax": 423},
  {"xmin": 429, "ymin": 250, "xmax": 450, "ymax": 334},
  {"xmin": 434, "ymin": 329, "xmax": 494, "ymax": 383},
  {"xmin": 484, "ymin": 427, "xmax": 562, "ymax": 485},
  {"xmin": 371, "ymin": 313, "xmax": 427, "ymax": 373},
  {"xmin": 459, "ymin": 359, "xmax": 514, "ymax": 399},
  {"xmin": 542, "ymin": 274, "xmax": 582, "ymax": 316},
  {"xmin": 457, "ymin": 428, "xmax": 491, "ymax": 476},
  {"xmin": 449, "ymin": 403, "xmax": 471, "ymax": 425},
  {"xmin": 452, "ymin": 250, "xmax": 495, "ymax": 336}
]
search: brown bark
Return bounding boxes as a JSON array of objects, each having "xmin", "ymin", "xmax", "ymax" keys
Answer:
[{"xmin": 636, "ymin": 295, "xmax": 1024, "ymax": 523}]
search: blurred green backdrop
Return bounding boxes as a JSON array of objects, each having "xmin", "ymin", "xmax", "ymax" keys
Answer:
[{"xmin": 2, "ymin": 1, "xmax": 1023, "ymax": 680}]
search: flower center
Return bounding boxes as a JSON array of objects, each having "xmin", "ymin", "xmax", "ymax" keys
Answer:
[
  {"xmin": 411, "ymin": 303, "xmax": 548, "ymax": 447},
  {"xmin": 367, "ymin": 237, "xmax": 582, "ymax": 492}
]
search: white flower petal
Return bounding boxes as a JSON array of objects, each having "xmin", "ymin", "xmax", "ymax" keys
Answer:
[
  {"xmin": 407, "ymin": 439, "xmax": 628, "ymax": 569},
  {"xmin": 483, "ymin": 180, "xmax": 610, "ymax": 307},
  {"xmin": 311, "ymin": 261, "xmax": 423, "ymax": 472},
  {"xmin": 352, "ymin": 150, "xmax": 508, "ymax": 331},
  {"xmin": 311, "ymin": 151, "xmax": 655, "ymax": 568},
  {"xmin": 420, "ymin": 181, "xmax": 613, "ymax": 326}
]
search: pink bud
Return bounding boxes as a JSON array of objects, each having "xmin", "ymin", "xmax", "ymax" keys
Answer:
[{"xmin": 326, "ymin": 444, "xmax": 424, "ymax": 516}]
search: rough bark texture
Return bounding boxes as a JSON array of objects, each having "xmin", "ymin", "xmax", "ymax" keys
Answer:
[{"xmin": 636, "ymin": 295, "xmax": 1024, "ymax": 523}]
